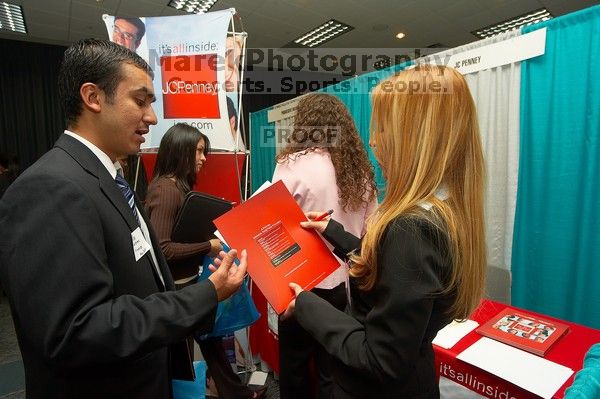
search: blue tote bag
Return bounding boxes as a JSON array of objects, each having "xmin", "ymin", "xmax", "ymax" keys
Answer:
[
  {"xmin": 197, "ymin": 244, "xmax": 260, "ymax": 339},
  {"xmin": 172, "ymin": 360, "xmax": 207, "ymax": 399}
]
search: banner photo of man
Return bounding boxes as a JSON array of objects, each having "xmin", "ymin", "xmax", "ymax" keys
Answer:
[{"xmin": 103, "ymin": 10, "xmax": 244, "ymax": 151}]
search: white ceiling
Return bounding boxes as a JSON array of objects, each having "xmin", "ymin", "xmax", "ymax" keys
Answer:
[{"xmin": 0, "ymin": 0, "xmax": 598, "ymax": 50}]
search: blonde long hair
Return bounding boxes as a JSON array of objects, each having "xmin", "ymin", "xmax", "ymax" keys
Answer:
[{"xmin": 350, "ymin": 65, "xmax": 486, "ymax": 319}]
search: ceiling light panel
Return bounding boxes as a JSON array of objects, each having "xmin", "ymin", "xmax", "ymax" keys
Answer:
[
  {"xmin": 168, "ymin": 0, "xmax": 218, "ymax": 14},
  {"xmin": 473, "ymin": 8, "xmax": 552, "ymax": 38},
  {"xmin": 0, "ymin": 2, "xmax": 26, "ymax": 34},
  {"xmin": 293, "ymin": 19, "xmax": 354, "ymax": 48}
]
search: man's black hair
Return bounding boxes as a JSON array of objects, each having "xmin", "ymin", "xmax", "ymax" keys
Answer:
[{"xmin": 58, "ymin": 38, "xmax": 153, "ymax": 126}]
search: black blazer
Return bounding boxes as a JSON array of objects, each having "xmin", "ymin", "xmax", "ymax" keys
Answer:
[
  {"xmin": 0, "ymin": 134, "xmax": 218, "ymax": 398},
  {"xmin": 295, "ymin": 217, "xmax": 455, "ymax": 399}
]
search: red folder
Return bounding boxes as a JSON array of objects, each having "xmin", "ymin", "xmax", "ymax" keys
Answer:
[{"xmin": 214, "ymin": 181, "xmax": 340, "ymax": 314}]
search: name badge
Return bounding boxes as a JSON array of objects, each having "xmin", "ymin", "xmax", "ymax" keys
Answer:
[{"xmin": 131, "ymin": 227, "xmax": 151, "ymax": 261}]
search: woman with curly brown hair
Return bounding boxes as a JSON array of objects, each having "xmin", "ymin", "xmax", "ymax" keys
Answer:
[{"xmin": 273, "ymin": 93, "xmax": 377, "ymax": 399}]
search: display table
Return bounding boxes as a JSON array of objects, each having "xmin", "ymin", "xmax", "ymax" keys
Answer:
[
  {"xmin": 435, "ymin": 300, "xmax": 600, "ymax": 398},
  {"xmin": 249, "ymin": 294, "xmax": 600, "ymax": 396}
]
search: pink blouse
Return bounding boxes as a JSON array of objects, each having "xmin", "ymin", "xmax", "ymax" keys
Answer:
[{"xmin": 273, "ymin": 149, "xmax": 376, "ymax": 289}]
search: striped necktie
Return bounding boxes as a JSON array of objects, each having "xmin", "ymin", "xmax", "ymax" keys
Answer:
[{"xmin": 115, "ymin": 173, "xmax": 140, "ymax": 226}]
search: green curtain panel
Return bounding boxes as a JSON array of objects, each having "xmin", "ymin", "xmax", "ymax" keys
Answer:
[
  {"xmin": 512, "ymin": 5, "xmax": 600, "ymax": 328},
  {"xmin": 249, "ymin": 110, "xmax": 276, "ymax": 193}
]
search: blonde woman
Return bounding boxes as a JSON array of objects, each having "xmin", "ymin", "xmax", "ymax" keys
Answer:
[{"xmin": 284, "ymin": 65, "xmax": 486, "ymax": 399}]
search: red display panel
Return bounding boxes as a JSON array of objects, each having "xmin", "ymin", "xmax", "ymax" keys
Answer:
[
  {"xmin": 160, "ymin": 54, "xmax": 220, "ymax": 119},
  {"xmin": 140, "ymin": 151, "xmax": 246, "ymax": 204}
]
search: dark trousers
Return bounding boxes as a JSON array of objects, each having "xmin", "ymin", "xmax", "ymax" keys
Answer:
[
  {"xmin": 278, "ymin": 282, "xmax": 347, "ymax": 399},
  {"xmin": 176, "ymin": 278, "xmax": 253, "ymax": 399},
  {"xmin": 198, "ymin": 336, "xmax": 253, "ymax": 399}
]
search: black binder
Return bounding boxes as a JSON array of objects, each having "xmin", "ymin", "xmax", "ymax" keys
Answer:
[
  {"xmin": 170, "ymin": 339, "xmax": 195, "ymax": 381},
  {"xmin": 172, "ymin": 191, "xmax": 234, "ymax": 243}
]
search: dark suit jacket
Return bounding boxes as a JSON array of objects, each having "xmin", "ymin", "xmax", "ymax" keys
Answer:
[
  {"xmin": 295, "ymin": 217, "xmax": 455, "ymax": 399},
  {"xmin": 0, "ymin": 134, "xmax": 218, "ymax": 399}
]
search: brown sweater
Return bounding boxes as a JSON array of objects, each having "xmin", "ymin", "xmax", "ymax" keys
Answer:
[{"xmin": 145, "ymin": 176, "xmax": 211, "ymax": 280}]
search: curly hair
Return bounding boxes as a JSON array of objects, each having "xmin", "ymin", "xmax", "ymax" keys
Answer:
[{"xmin": 276, "ymin": 93, "xmax": 376, "ymax": 211}]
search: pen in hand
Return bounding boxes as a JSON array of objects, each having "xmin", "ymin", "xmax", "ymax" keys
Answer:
[{"xmin": 313, "ymin": 209, "xmax": 334, "ymax": 222}]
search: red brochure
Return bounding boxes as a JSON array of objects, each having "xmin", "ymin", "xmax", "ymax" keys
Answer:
[{"xmin": 214, "ymin": 181, "xmax": 340, "ymax": 314}]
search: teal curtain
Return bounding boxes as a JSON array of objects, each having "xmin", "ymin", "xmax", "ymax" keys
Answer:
[
  {"xmin": 512, "ymin": 5, "xmax": 600, "ymax": 328},
  {"xmin": 249, "ymin": 110, "xmax": 276, "ymax": 193}
]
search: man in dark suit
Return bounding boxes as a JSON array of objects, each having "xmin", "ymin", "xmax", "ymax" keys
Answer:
[{"xmin": 0, "ymin": 39, "xmax": 247, "ymax": 398}]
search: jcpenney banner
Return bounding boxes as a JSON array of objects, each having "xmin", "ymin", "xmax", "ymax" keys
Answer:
[{"xmin": 103, "ymin": 10, "xmax": 244, "ymax": 151}]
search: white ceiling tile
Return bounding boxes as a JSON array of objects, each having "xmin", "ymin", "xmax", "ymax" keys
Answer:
[
  {"xmin": 138, "ymin": 0, "xmax": 170, "ymax": 5},
  {"xmin": 72, "ymin": 0, "xmax": 121, "ymax": 14},
  {"xmin": 246, "ymin": 33, "xmax": 287, "ymax": 48},
  {"xmin": 436, "ymin": 0, "xmax": 488, "ymax": 21},
  {"xmin": 70, "ymin": 1, "xmax": 111, "ymax": 22},
  {"xmin": 23, "ymin": 0, "xmax": 69, "ymax": 16},
  {"xmin": 240, "ymin": 12, "xmax": 300, "ymax": 46},
  {"xmin": 159, "ymin": 6, "xmax": 189, "ymax": 17},
  {"xmin": 253, "ymin": 0, "xmax": 323, "ymax": 27},
  {"xmin": 116, "ymin": 0, "xmax": 164, "ymax": 16},
  {"xmin": 21, "ymin": 8, "xmax": 69, "ymax": 27},
  {"xmin": 70, "ymin": 16, "xmax": 109, "ymax": 37},
  {"xmin": 270, "ymin": 0, "xmax": 370, "ymax": 27},
  {"xmin": 216, "ymin": 0, "xmax": 259, "ymax": 16},
  {"xmin": 26, "ymin": 21, "xmax": 69, "ymax": 42}
]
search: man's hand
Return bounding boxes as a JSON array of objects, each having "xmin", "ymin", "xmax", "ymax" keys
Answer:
[
  {"xmin": 207, "ymin": 249, "xmax": 247, "ymax": 301},
  {"xmin": 281, "ymin": 283, "xmax": 304, "ymax": 320},
  {"xmin": 208, "ymin": 239, "xmax": 223, "ymax": 257},
  {"xmin": 300, "ymin": 211, "xmax": 330, "ymax": 234}
]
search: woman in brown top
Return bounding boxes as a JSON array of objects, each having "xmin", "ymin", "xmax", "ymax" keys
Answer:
[
  {"xmin": 146, "ymin": 123, "xmax": 265, "ymax": 399},
  {"xmin": 145, "ymin": 124, "xmax": 221, "ymax": 280}
]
